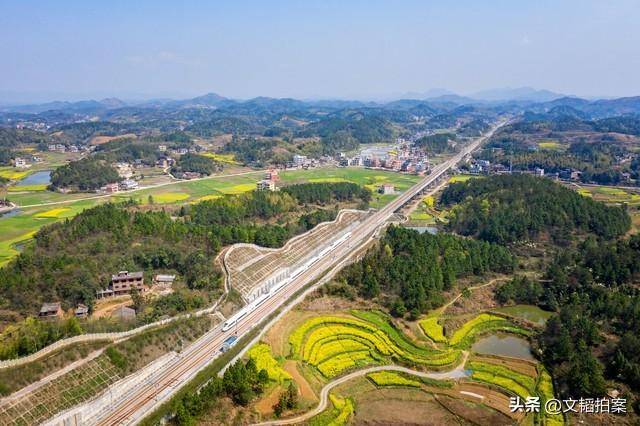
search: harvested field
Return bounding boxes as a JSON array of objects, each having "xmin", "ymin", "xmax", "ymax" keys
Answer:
[
  {"xmin": 88, "ymin": 134, "xmax": 137, "ymax": 145},
  {"xmin": 254, "ymin": 384, "xmax": 282, "ymax": 416},
  {"xmin": 456, "ymin": 382, "xmax": 523, "ymax": 420},
  {"xmin": 468, "ymin": 354, "xmax": 538, "ymax": 377},
  {"xmin": 435, "ymin": 394, "xmax": 513, "ymax": 426},
  {"xmin": 349, "ymin": 386, "xmax": 466, "ymax": 426}
]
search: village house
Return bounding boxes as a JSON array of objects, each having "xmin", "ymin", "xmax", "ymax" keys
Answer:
[
  {"xmin": 158, "ymin": 144, "xmax": 167, "ymax": 152},
  {"xmin": 119, "ymin": 179, "xmax": 139, "ymax": 191},
  {"xmin": 114, "ymin": 162, "xmax": 133, "ymax": 178},
  {"xmin": 379, "ymin": 183, "xmax": 395, "ymax": 195},
  {"xmin": 265, "ymin": 168, "xmax": 279, "ymax": 181},
  {"xmin": 257, "ymin": 179, "xmax": 276, "ymax": 191},
  {"xmin": 75, "ymin": 304, "xmax": 89, "ymax": 318},
  {"xmin": 293, "ymin": 154, "xmax": 307, "ymax": 167},
  {"xmin": 111, "ymin": 306, "xmax": 136, "ymax": 322},
  {"xmin": 103, "ymin": 183, "xmax": 120, "ymax": 194},
  {"xmin": 39, "ymin": 302, "xmax": 64, "ymax": 319},
  {"xmin": 181, "ymin": 171, "xmax": 201, "ymax": 179},
  {"xmin": 157, "ymin": 156, "xmax": 175, "ymax": 168},
  {"xmin": 153, "ymin": 274, "xmax": 176, "ymax": 289},
  {"xmin": 110, "ymin": 271, "xmax": 145, "ymax": 295},
  {"xmin": 13, "ymin": 157, "xmax": 29, "ymax": 168}
]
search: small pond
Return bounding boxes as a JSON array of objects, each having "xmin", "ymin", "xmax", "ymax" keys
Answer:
[
  {"xmin": 16, "ymin": 170, "xmax": 51, "ymax": 186},
  {"xmin": 471, "ymin": 334, "xmax": 535, "ymax": 361},
  {"xmin": 404, "ymin": 226, "xmax": 438, "ymax": 235},
  {"xmin": 0, "ymin": 208, "xmax": 20, "ymax": 219},
  {"xmin": 494, "ymin": 304, "xmax": 553, "ymax": 326}
]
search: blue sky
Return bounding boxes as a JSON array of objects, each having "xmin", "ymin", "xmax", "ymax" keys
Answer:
[{"xmin": 1, "ymin": 0, "xmax": 639, "ymax": 102}]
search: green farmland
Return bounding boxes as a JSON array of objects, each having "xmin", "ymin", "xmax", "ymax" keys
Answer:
[{"xmin": 0, "ymin": 167, "xmax": 422, "ymax": 265}]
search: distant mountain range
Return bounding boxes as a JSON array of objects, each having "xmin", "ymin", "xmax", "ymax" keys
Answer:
[
  {"xmin": 1, "ymin": 88, "xmax": 639, "ymax": 120},
  {"xmin": 469, "ymin": 87, "xmax": 565, "ymax": 102}
]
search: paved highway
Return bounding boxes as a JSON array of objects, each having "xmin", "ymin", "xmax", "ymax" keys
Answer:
[{"xmin": 86, "ymin": 121, "xmax": 505, "ymax": 425}]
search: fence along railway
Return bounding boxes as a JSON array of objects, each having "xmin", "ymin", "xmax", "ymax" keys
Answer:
[{"xmin": 12, "ymin": 122, "xmax": 505, "ymax": 426}]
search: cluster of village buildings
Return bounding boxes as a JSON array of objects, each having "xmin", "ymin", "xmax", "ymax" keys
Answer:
[
  {"xmin": 337, "ymin": 139, "xmax": 431, "ymax": 174},
  {"xmin": 462, "ymin": 157, "xmax": 634, "ymax": 183},
  {"xmin": 38, "ymin": 271, "xmax": 176, "ymax": 322}
]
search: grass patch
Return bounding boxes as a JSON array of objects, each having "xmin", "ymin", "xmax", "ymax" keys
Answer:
[
  {"xmin": 218, "ymin": 183, "xmax": 256, "ymax": 195},
  {"xmin": 194, "ymin": 194, "xmax": 222, "ymax": 202},
  {"xmin": 200, "ymin": 152, "xmax": 241, "ymax": 165},
  {"xmin": 537, "ymin": 139, "xmax": 565, "ymax": 151}
]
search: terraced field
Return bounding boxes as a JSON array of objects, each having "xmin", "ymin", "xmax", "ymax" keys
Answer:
[
  {"xmin": 289, "ymin": 311, "xmax": 461, "ymax": 378},
  {"xmin": 253, "ymin": 294, "xmax": 566, "ymax": 426},
  {"xmin": 366, "ymin": 371, "xmax": 422, "ymax": 388}
]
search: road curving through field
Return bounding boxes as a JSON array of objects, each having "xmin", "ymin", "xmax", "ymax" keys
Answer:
[{"xmin": 252, "ymin": 352, "xmax": 469, "ymax": 426}]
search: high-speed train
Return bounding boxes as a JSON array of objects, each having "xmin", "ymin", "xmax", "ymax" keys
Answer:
[{"xmin": 221, "ymin": 231, "xmax": 352, "ymax": 332}]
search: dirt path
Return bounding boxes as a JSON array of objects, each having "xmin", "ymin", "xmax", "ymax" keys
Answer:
[
  {"xmin": 92, "ymin": 295, "xmax": 132, "ymax": 318},
  {"xmin": 252, "ymin": 353, "xmax": 469, "ymax": 426},
  {"xmin": 439, "ymin": 277, "xmax": 507, "ymax": 315},
  {"xmin": 283, "ymin": 360, "xmax": 317, "ymax": 402}
]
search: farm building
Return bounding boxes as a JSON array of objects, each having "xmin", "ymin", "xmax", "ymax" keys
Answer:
[
  {"xmin": 265, "ymin": 169, "xmax": 279, "ymax": 181},
  {"xmin": 111, "ymin": 306, "xmax": 136, "ymax": 322},
  {"xmin": 256, "ymin": 179, "xmax": 276, "ymax": 191},
  {"xmin": 153, "ymin": 274, "xmax": 176, "ymax": 288},
  {"xmin": 39, "ymin": 302, "xmax": 63, "ymax": 319},
  {"xmin": 74, "ymin": 304, "xmax": 89, "ymax": 318},
  {"xmin": 379, "ymin": 183, "xmax": 395, "ymax": 195},
  {"xmin": 103, "ymin": 183, "xmax": 120, "ymax": 193},
  {"xmin": 119, "ymin": 179, "xmax": 139, "ymax": 190}
]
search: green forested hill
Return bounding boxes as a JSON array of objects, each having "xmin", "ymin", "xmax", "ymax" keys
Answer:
[
  {"xmin": 337, "ymin": 225, "xmax": 515, "ymax": 316},
  {"xmin": 440, "ymin": 174, "xmax": 630, "ymax": 243}
]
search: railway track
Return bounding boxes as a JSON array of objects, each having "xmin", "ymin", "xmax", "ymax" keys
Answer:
[{"xmin": 82, "ymin": 121, "xmax": 506, "ymax": 425}]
